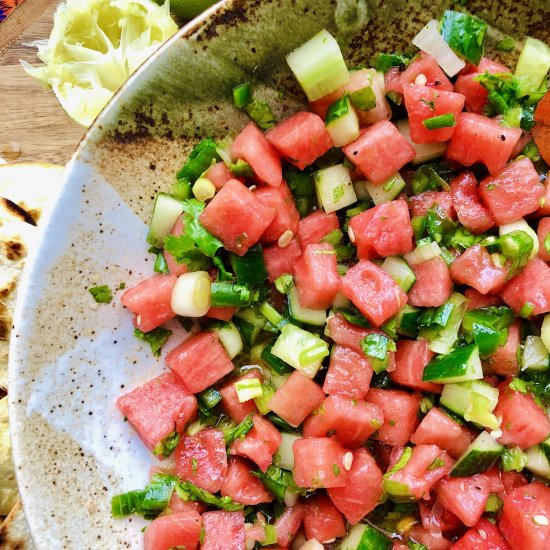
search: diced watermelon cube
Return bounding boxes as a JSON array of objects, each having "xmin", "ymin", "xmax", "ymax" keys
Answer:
[
  {"xmin": 483, "ymin": 321, "xmax": 520, "ymax": 377},
  {"xmin": 265, "ymin": 112, "xmax": 333, "ymax": 170},
  {"xmin": 221, "ymin": 457, "xmax": 273, "ymax": 505},
  {"xmin": 479, "ymin": 158, "xmax": 545, "ymax": 224},
  {"xmin": 454, "ymin": 57, "xmax": 511, "ymax": 114},
  {"xmin": 219, "ymin": 372, "xmax": 260, "ymax": 422},
  {"xmin": 121, "ymin": 274, "xmax": 177, "ymax": 332},
  {"xmin": 436, "ymin": 474, "xmax": 491, "ymax": 527},
  {"xmin": 268, "ymin": 370, "xmax": 325, "ymax": 427},
  {"xmin": 263, "ymin": 239, "xmax": 303, "ymax": 283},
  {"xmin": 303, "ymin": 494, "xmax": 346, "ymax": 543},
  {"xmin": 230, "ymin": 414, "xmax": 281, "ymax": 472},
  {"xmin": 450, "ymin": 244, "xmax": 508, "ymax": 295},
  {"xmin": 501, "ymin": 258, "xmax": 550, "ymax": 316},
  {"xmin": 408, "ymin": 256, "xmax": 453, "ymax": 307},
  {"xmin": 464, "ymin": 288, "xmax": 503, "ymax": 310},
  {"xmin": 323, "ymin": 344, "xmax": 373, "ymax": 399},
  {"xmin": 385, "ymin": 445, "xmax": 454, "ymax": 500},
  {"xmin": 342, "ymin": 260, "xmax": 408, "ymax": 327},
  {"xmin": 327, "ymin": 448, "xmax": 383, "ymax": 524},
  {"xmin": 293, "ymin": 438, "xmax": 349, "ymax": 488},
  {"xmin": 274, "ymin": 504, "xmax": 306, "ymax": 548},
  {"xmin": 255, "ymin": 182, "xmax": 300, "ymax": 243},
  {"xmin": 349, "ymin": 200, "xmax": 414, "ymax": 260},
  {"xmin": 205, "ymin": 306, "xmax": 236, "ymax": 321},
  {"xmin": 499, "ymin": 470, "xmax": 528, "ymax": 500},
  {"xmin": 450, "ymin": 170, "xmax": 494, "ymax": 234},
  {"xmin": 174, "ymin": 428, "xmax": 228, "ymax": 493},
  {"xmin": 391, "ymin": 340, "xmax": 441, "ymax": 393},
  {"xmin": 310, "ymin": 68, "xmax": 392, "ymax": 126},
  {"xmin": 499, "ymin": 482, "xmax": 550, "ymax": 549},
  {"xmin": 201, "ymin": 511, "xmax": 245, "ymax": 550},
  {"xmin": 297, "ymin": 210, "xmax": 340, "ymax": 250},
  {"xmin": 405, "ymin": 526, "xmax": 453, "ymax": 550},
  {"xmin": 452, "ymin": 517, "xmax": 510, "ymax": 550},
  {"xmin": 410, "ymin": 407, "xmax": 474, "ymax": 458},
  {"xmin": 231, "ymin": 122, "xmax": 282, "ymax": 187},
  {"xmin": 117, "ymin": 372, "xmax": 197, "ymax": 453},
  {"xmin": 303, "ymin": 395, "xmax": 383, "ymax": 449},
  {"xmin": 168, "ymin": 493, "xmax": 206, "ymax": 515},
  {"xmin": 326, "ymin": 314, "xmax": 376, "ymax": 353},
  {"xmin": 199, "ymin": 179, "xmax": 276, "ymax": 256},
  {"xmin": 446, "ymin": 113, "xmax": 522, "ymax": 175},
  {"xmin": 403, "ymin": 85, "xmax": 465, "ymax": 143},
  {"xmin": 143, "ymin": 510, "xmax": 202, "ymax": 550},
  {"xmin": 494, "ymin": 381, "xmax": 550, "ymax": 449},
  {"xmin": 410, "ymin": 191, "xmax": 455, "ymax": 220},
  {"xmin": 164, "ymin": 215, "xmax": 188, "ymax": 277},
  {"xmin": 293, "ymin": 243, "xmax": 341, "ymax": 309},
  {"xmin": 538, "ymin": 217, "xmax": 550, "ymax": 262},
  {"xmin": 343, "ymin": 121, "xmax": 416, "ymax": 184},
  {"xmin": 205, "ymin": 161, "xmax": 236, "ymax": 190},
  {"xmin": 385, "ymin": 52, "xmax": 453, "ymax": 95},
  {"xmin": 365, "ymin": 388, "xmax": 421, "ymax": 447},
  {"xmin": 166, "ymin": 332, "xmax": 234, "ymax": 393}
]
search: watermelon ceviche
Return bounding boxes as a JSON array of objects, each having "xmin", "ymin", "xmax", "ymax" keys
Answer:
[{"xmin": 110, "ymin": 10, "xmax": 550, "ymax": 550}]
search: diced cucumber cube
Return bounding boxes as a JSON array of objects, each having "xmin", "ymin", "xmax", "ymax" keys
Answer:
[
  {"xmin": 337, "ymin": 523, "xmax": 392, "ymax": 550},
  {"xmin": 274, "ymin": 433, "xmax": 301, "ymax": 470},
  {"xmin": 210, "ymin": 320, "xmax": 243, "ymax": 359},
  {"xmin": 286, "ymin": 29, "xmax": 350, "ymax": 101},
  {"xmin": 314, "ymin": 164, "xmax": 357, "ymax": 213},
  {"xmin": 325, "ymin": 95, "xmax": 360, "ymax": 147},
  {"xmin": 521, "ymin": 335, "xmax": 550, "ymax": 371},
  {"xmin": 525, "ymin": 445, "xmax": 550, "ymax": 479},
  {"xmin": 271, "ymin": 323, "xmax": 329, "ymax": 378},
  {"xmin": 422, "ymin": 344, "xmax": 483, "ymax": 384},
  {"xmin": 146, "ymin": 193, "xmax": 184, "ymax": 248},
  {"xmin": 364, "ymin": 173, "xmax": 406, "ymax": 205},
  {"xmin": 381, "ymin": 256, "xmax": 416, "ymax": 292},
  {"xmin": 396, "ymin": 119, "xmax": 447, "ymax": 165},
  {"xmin": 288, "ymin": 284, "xmax": 327, "ymax": 326},
  {"xmin": 515, "ymin": 36, "xmax": 550, "ymax": 95},
  {"xmin": 450, "ymin": 431, "xmax": 503, "ymax": 477}
]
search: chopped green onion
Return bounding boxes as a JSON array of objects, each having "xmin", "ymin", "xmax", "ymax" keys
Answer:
[
  {"xmin": 173, "ymin": 177, "xmax": 192, "ymax": 200},
  {"xmin": 153, "ymin": 428, "xmax": 181, "ymax": 459},
  {"xmin": 440, "ymin": 10, "xmax": 488, "ymax": 65},
  {"xmin": 171, "ymin": 271, "xmax": 212, "ymax": 317},
  {"xmin": 232, "ymin": 82, "xmax": 252, "ymax": 108},
  {"xmin": 177, "ymin": 137, "xmax": 221, "ymax": 182},
  {"xmin": 422, "ymin": 113, "xmax": 456, "ymax": 130},
  {"xmin": 198, "ymin": 387, "xmax": 222, "ymax": 411},
  {"xmin": 230, "ymin": 159, "xmax": 255, "ymax": 178},
  {"xmin": 176, "ymin": 481, "xmax": 244, "ymax": 511},
  {"xmin": 134, "ymin": 327, "xmax": 172, "ymax": 357},
  {"xmin": 111, "ymin": 473, "xmax": 179, "ymax": 518},
  {"xmin": 360, "ymin": 333, "xmax": 396, "ymax": 374},
  {"xmin": 153, "ymin": 252, "xmax": 169, "ymax": 274},
  {"xmin": 274, "ymin": 274, "xmax": 293, "ymax": 295},
  {"xmin": 502, "ymin": 447, "xmax": 529, "ymax": 472},
  {"xmin": 222, "ymin": 414, "xmax": 254, "ymax": 446},
  {"xmin": 411, "ymin": 162, "xmax": 452, "ymax": 195},
  {"xmin": 497, "ymin": 37, "xmax": 516, "ymax": 52},
  {"xmin": 349, "ymin": 86, "xmax": 376, "ymax": 111},
  {"xmin": 89, "ymin": 285, "xmax": 112, "ymax": 303},
  {"xmin": 210, "ymin": 282, "xmax": 256, "ymax": 307},
  {"xmin": 252, "ymin": 464, "xmax": 302, "ymax": 501},
  {"xmin": 234, "ymin": 378, "xmax": 263, "ymax": 402},
  {"xmin": 519, "ymin": 302, "xmax": 535, "ymax": 318},
  {"xmin": 542, "ymin": 315, "xmax": 550, "ymax": 354},
  {"xmin": 244, "ymin": 100, "xmax": 276, "ymax": 130}
]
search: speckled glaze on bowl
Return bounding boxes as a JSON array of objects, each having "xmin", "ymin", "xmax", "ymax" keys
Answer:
[{"xmin": 8, "ymin": 0, "xmax": 549, "ymax": 548}]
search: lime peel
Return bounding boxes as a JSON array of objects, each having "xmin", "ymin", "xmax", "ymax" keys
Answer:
[{"xmin": 21, "ymin": 0, "xmax": 178, "ymax": 127}]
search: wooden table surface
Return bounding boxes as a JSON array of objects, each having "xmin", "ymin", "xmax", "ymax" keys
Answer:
[{"xmin": 0, "ymin": 0, "xmax": 85, "ymax": 165}]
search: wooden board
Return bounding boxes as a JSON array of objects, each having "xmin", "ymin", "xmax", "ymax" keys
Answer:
[{"xmin": 0, "ymin": 0, "xmax": 85, "ymax": 165}]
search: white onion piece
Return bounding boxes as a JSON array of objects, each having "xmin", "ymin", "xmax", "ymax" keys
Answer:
[
  {"xmin": 299, "ymin": 540, "xmax": 324, "ymax": 550},
  {"xmin": 171, "ymin": 271, "xmax": 211, "ymax": 317},
  {"xmin": 412, "ymin": 20, "xmax": 466, "ymax": 77}
]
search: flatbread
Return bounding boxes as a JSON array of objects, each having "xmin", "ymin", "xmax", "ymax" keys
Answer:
[
  {"xmin": 0, "ymin": 219, "xmax": 37, "ymax": 390},
  {"xmin": 0, "ymin": 500, "xmax": 35, "ymax": 549},
  {"xmin": 0, "ymin": 398, "xmax": 17, "ymax": 517},
  {"xmin": 0, "ymin": 163, "xmax": 63, "ymax": 390}
]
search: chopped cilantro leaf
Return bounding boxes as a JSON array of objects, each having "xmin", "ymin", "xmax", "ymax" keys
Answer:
[
  {"xmin": 134, "ymin": 327, "xmax": 172, "ymax": 357},
  {"xmin": 89, "ymin": 285, "xmax": 112, "ymax": 303}
]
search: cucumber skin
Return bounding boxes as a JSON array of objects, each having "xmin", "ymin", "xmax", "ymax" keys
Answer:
[{"xmin": 450, "ymin": 448, "xmax": 503, "ymax": 477}]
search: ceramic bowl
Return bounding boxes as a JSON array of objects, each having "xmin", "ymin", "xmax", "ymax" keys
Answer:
[{"xmin": 9, "ymin": 0, "xmax": 549, "ymax": 547}]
